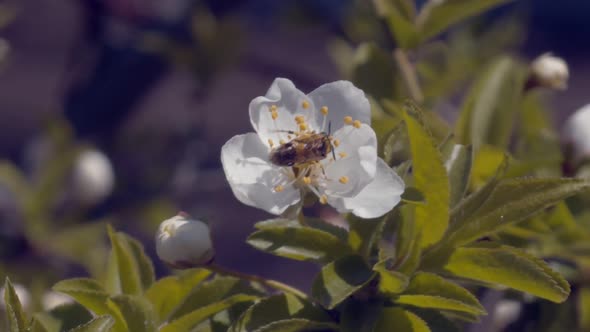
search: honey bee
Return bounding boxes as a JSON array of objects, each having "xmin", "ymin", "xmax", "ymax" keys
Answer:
[{"xmin": 269, "ymin": 132, "xmax": 334, "ymax": 167}]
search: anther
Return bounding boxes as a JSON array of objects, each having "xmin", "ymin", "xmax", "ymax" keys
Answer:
[
  {"xmin": 271, "ymin": 110, "xmax": 278, "ymax": 120},
  {"xmin": 339, "ymin": 152, "xmax": 347, "ymax": 158},
  {"xmin": 268, "ymin": 138, "xmax": 274, "ymax": 147},
  {"xmin": 353, "ymin": 120, "xmax": 361, "ymax": 128},
  {"xmin": 344, "ymin": 116, "xmax": 353, "ymax": 125},
  {"xmin": 270, "ymin": 105, "xmax": 278, "ymax": 112},
  {"xmin": 295, "ymin": 115, "xmax": 305, "ymax": 124},
  {"xmin": 299, "ymin": 123, "xmax": 308, "ymax": 131},
  {"xmin": 279, "ymin": 139, "xmax": 286, "ymax": 145},
  {"xmin": 303, "ymin": 177, "xmax": 311, "ymax": 185},
  {"xmin": 274, "ymin": 185, "xmax": 284, "ymax": 192},
  {"xmin": 302, "ymin": 100, "xmax": 310, "ymax": 109},
  {"xmin": 320, "ymin": 195, "xmax": 328, "ymax": 204},
  {"xmin": 339, "ymin": 176, "xmax": 349, "ymax": 184},
  {"xmin": 333, "ymin": 139, "xmax": 340, "ymax": 147},
  {"xmin": 320, "ymin": 106, "xmax": 328, "ymax": 115},
  {"xmin": 287, "ymin": 135, "xmax": 292, "ymax": 139}
]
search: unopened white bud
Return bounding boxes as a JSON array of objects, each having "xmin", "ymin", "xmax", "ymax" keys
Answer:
[
  {"xmin": 563, "ymin": 104, "xmax": 590, "ymax": 164},
  {"xmin": 530, "ymin": 53, "xmax": 569, "ymax": 90},
  {"xmin": 42, "ymin": 291, "xmax": 73, "ymax": 310},
  {"xmin": 0, "ymin": 283, "xmax": 31, "ymax": 310},
  {"xmin": 155, "ymin": 213, "xmax": 214, "ymax": 268},
  {"xmin": 73, "ymin": 149, "xmax": 115, "ymax": 205},
  {"xmin": 493, "ymin": 299, "xmax": 522, "ymax": 330}
]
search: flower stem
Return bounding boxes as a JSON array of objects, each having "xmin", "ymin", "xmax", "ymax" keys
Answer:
[
  {"xmin": 393, "ymin": 49, "xmax": 424, "ymax": 103},
  {"xmin": 206, "ymin": 263, "xmax": 309, "ymax": 300}
]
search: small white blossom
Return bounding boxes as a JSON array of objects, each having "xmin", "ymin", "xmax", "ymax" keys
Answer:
[
  {"xmin": 155, "ymin": 213, "xmax": 214, "ymax": 268},
  {"xmin": 563, "ymin": 104, "xmax": 590, "ymax": 164},
  {"xmin": 530, "ymin": 53, "xmax": 569, "ymax": 90},
  {"xmin": 0, "ymin": 283, "xmax": 31, "ymax": 310},
  {"xmin": 42, "ymin": 291, "xmax": 73, "ymax": 310},
  {"xmin": 221, "ymin": 78, "xmax": 404, "ymax": 218},
  {"xmin": 73, "ymin": 149, "xmax": 115, "ymax": 205}
]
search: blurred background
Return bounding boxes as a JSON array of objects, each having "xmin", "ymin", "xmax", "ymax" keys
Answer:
[{"xmin": 0, "ymin": 0, "xmax": 589, "ymax": 307}]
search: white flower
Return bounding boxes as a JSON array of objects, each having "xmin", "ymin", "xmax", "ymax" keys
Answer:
[
  {"xmin": 73, "ymin": 149, "xmax": 115, "ymax": 205},
  {"xmin": 42, "ymin": 291, "xmax": 73, "ymax": 310},
  {"xmin": 221, "ymin": 78, "xmax": 405, "ymax": 218},
  {"xmin": 155, "ymin": 213, "xmax": 215, "ymax": 268},
  {"xmin": 530, "ymin": 53, "xmax": 569, "ymax": 90},
  {"xmin": 0, "ymin": 283, "xmax": 31, "ymax": 310},
  {"xmin": 563, "ymin": 104, "xmax": 590, "ymax": 164}
]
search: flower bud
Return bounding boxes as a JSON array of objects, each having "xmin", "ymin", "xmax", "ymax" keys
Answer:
[
  {"xmin": 529, "ymin": 53, "xmax": 569, "ymax": 90},
  {"xmin": 155, "ymin": 213, "xmax": 214, "ymax": 268},
  {"xmin": 492, "ymin": 299, "xmax": 522, "ymax": 330},
  {"xmin": 563, "ymin": 104, "xmax": 590, "ymax": 166},
  {"xmin": 73, "ymin": 149, "xmax": 115, "ymax": 205}
]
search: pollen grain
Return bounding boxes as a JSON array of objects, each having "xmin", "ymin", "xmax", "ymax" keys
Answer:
[
  {"xmin": 344, "ymin": 116, "xmax": 353, "ymax": 125},
  {"xmin": 302, "ymin": 100, "xmax": 310, "ymax": 109},
  {"xmin": 320, "ymin": 106, "xmax": 328, "ymax": 115},
  {"xmin": 353, "ymin": 120, "xmax": 361, "ymax": 128},
  {"xmin": 339, "ymin": 176, "xmax": 349, "ymax": 184}
]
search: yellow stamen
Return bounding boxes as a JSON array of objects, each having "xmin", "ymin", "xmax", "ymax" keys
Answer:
[
  {"xmin": 299, "ymin": 123, "xmax": 308, "ymax": 131},
  {"xmin": 302, "ymin": 100, "xmax": 310, "ymax": 109},
  {"xmin": 279, "ymin": 139, "xmax": 286, "ymax": 145},
  {"xmin": 333, "ymin": 139, "xmax": 340, "ymax": 147},
  {"xmin": 320, "ymin": 195, "xmax": 328, "ymax": 204},
  {"xmin": 303, "ymin": 177, "xmax": 311, "ymax": 185},
  {"xmin": 344, "ymin": 116, "xmax": 353, "ymax": 125},
  {"xmin": 295, "ymin": 115, "xmax": 305, "ymax": 124},
  {"xmin": 339, "ymin": 176, "xmax": 349, "ymax": 184},
  {"xmin": 353, "ymin": 120, "xmax": 361, "ymax": 128},
  {"xmin": 268, "ymin": 138, "xmax": 274, "ymax": 148},
  {"xmin": 339, "ymin": 152, "xmax": 347, "ymax": 158},
  {"xmin": 270, "ymin": 104, "xmax": 278, "ymax": 112},
  {"xmin": 320, "ymin": 106, "xmax": 328, "ymax": 115},
  {"xmin": 271, "ymin": 110, "xmax": 278, "ymax": 120},
  {"xmin": 274, "ymin": 185, "xmax": 284, "ymax": 192}
]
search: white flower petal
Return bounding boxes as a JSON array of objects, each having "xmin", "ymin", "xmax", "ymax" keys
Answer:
[
  {"xmin": 249, "ymin": 78, "xmax": 320, "ymax": 146},
  {"xmin": 308, "ymin": 80, "xmax": 371, "ymax": 132},
  {"xmin": 330, "ymin": 159, "xmax": 404, "ymax": 218},
  {"xmin": 221, "ymin": 133, "xmax": 300, "ymax": 215},
  {"xmin": 322, "ymin": 124, "xmax": 377, "ymax": 197}
]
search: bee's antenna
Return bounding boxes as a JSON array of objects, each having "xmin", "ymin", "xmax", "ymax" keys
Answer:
[{"xmin": 328, "ymin": 121, "xmax": 332, "ymax": 135}]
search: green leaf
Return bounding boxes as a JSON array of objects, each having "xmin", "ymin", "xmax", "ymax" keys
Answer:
[
  {"xmin": 393, "ymin": 273, "xmax": 484, "ymax": 316},
  {"xmin": 404, "ymin": 109, "xmax": 450, "ymax": 249},
  {"xmin": 32, "ymin": 303, "xmax": 93, "ymax": 332},
  {"xmin": 161, "ymin": 295, "xmax": 258, "ymax": 332},
  {"xmin": 312, "ymin": 255, "xmax": 375, "ymax": 309},
  {"xmin": 443, "ymin": 144, "xmax": 473, "ymax": 207},
  {"xmin": 108, "ymin": 295, "xmax": 156, "ymax": 332},
  {"xmin": 418, "ymin": 0, "xmax": 514, "ymax": 42},
  {"xmin": 52, "ymin": 278, "xmax": 126, "ymax": 332},
  {"xmin": 167, "ymin": 276, "xmax": 262, "ymax": 322},
  {"xmin": 255, "ymin": 319, "xmax": 338, "ymax": 332},
  {"xmin": 374, "ymin": 1, "xmax": 419, "ymax": 48},
  {"xmin": 247, "ymin": 226, "xmax": 353, "ymax": 263},
  {"xmin": 145, "ymin": 269, "xmax": 211, "ymax": 322},
  {"xmin": 348, "ymin": 215, "xmax": 386, "ymax": 259},
  {"xmin": 3, "ymin": 278, "xmax": 27, "ymax": 332},
  {"xmin": 401, "ymin": 187, "xmax": 426, "ymax": 204},
  {"xmin": 351, "ymin": 43, "xmax": 398, "ymax": 99},
  {"xmin": 228, "ymin": 293, "xmax": 332, "ymax": 332},
  {"xmin": 374, "ymin": 307, "xmax": 431, "ymax": 332},
  {"xmin": 68, "ymin": 316, "xmax": 115, "ymax": 332},
  {"xmin": 373, "ymin": 263, "xmax": 409, "ymax": 295},
  {"xmin": 445, "ymin": 178, "xmax": 590, "ymax": 247},
  {"xmin": 439, "ymin": 244, "xmax": 570, "ymax": 303},
  {"xmin": 106, "ymin": 225, "xmax": 155, "ymax": 295},
  {"xmin": 578, "ymin": 287, "xmax": 590, "ymax": 330},
  {"xmin": 455, "ymin": 56, "xmax": 526, "ymax": 149},
  {"xmin": 409, "ymin": 309, "xmax": 461, "ymax": 332},
  {"xmin": 340, "ymin": 299, "xmax": 383, "ymax": 332},
  {"xmin": 395, "ymin": 272, "xmax": 485, "ymax": 316}
]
